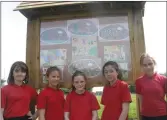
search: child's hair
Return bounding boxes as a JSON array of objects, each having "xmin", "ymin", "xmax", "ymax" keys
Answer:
[
  {"xmin": 7, "ymin": 61, "xmax": 29, "ymax": 84},
  {"xmin": 72, "ymin": 70, "xmax": 87, "ymax": 90},
  {"xmin": 102, "ymin": 61, "xmax": 122, "ymax": 80},
  {"xmin": 140, "ymin": 53, "xmax": 156, "ymax": 66},
  {"xmin": 46, "ymin": 66, "xmax": 61, "ymax": 77},
  {"xmin": 45, "ymin": 66, "xmax": 61, "ymax": 88}
]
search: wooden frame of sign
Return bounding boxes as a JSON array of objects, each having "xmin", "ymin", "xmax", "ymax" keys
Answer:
[{"xmin": 15, "ymin": 2, "xmax": 146, "ymax": 120}]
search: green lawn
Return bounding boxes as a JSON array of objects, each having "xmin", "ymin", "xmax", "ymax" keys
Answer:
[{"xmin": 96, "ymin": 94, "xmax": 137, "ymax": 119}]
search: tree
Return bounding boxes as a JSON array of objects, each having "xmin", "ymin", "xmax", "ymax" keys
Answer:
[
  {"xmin": 60, "ymin": 88, "xmax": 70, "ymax": 94},
  {"xmin": 160, "ymin": 72, "xmax": 167, "ymax": 77},
  {"xmin": 1, "ymin": 79, "xmax": 6, "ymax": 87}
]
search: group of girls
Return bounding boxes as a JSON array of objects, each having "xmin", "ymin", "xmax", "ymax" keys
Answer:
[{"xmin": 1, "ymin": 53, "xmax": 167, "ymax": 120}]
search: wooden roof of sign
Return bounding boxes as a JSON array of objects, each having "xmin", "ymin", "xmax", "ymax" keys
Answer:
[
  {"xmin": 14, "ymin": 1, "xmax": 93, "ymax": 11},
  {"xmin": 14, "ymin": 1, "xmax": 146, "ymax": 19}
]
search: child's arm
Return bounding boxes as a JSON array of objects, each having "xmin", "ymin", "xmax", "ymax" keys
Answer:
[
  {"xmin": 64, "ymin": 112, "xmax": 70, "ymax": 120},
  {"xmin": 118, "ymin": 102, "xmax": 129, "ymax": 120},
  {"xmin": 119, "ymin": 83, "xmax": 132, "ymax": 120},
  {"xmin": 137, "ymin": 94, "xmax": 142, "ymax": 112},
  {"xmin": 33, "ymin": 110, "xmax": 39, "ymax": 120},
  {"xmin": 36, "ymin": 90, "xmax": 47, "ymax": 120},
  {"xmin": 27, "ymin": 110, "xmax": 39, "ymax": 120},
  {"xmin": 64, "ymin": 93, "xmax": 71, "ymax": 120},
  {"xmin": 0, "ymin": 108, "xmax": 4, "ymax": 120},
  {"xmin": 91, "ymin": 93, "xmax": 100, "ymax": 120},
  {"xmin": 1, "ymin": 88, "xmax": 6, "ymax": 120},
  {"xmin": 164, "ymin": 77, "xmax": 167, "ymax": 101},
  {"xmin": 92, "ymin": 110, "xmax": 98, "ymax": 120},
  {"xmin": 27, "ymin": 88, "xmax": 39, "ymax": 120},
  {"xmin": 38, "ymin": 109, "xmax": 45, "ymax": 120},
  {"xmin": 135, "ymin": 79, "xmax": 142, "ymax": 112}
]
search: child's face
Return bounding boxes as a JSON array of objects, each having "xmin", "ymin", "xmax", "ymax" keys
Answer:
[
  {"xmin": 142, "ymin": 57, "xmax": 155, "ymax": 76},
  {"xmin": 104, "ymin": 65, "xmax": 118, "ymax": 82},
  {"xmin": 13, "ymin": 66, "xmax": 26, "ymax": 82},
  {"xmin": 73, "ymin": 75, "xmax": 86, "ymax": 91},
  {"xmin": 47, "ymin": 71, "xmax": 60, "ymax": 87}
]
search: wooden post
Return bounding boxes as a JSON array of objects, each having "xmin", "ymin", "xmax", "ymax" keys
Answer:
[
  {"xmin": 26, "ymin": 19, "xmax": 41, "ymax": 89},
  {"xmin": 26, "ymin": 18, "xmax": 41, "ymax": 114},
  {"xmin": 133, "ymin": 8, "xmax": 145, "ymax": 120}
]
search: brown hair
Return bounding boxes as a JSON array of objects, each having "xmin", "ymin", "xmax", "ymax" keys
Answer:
[
  {"xmin": 102, "ymin": 61, "xmax": 122, "ymax": 79},
  {"xmin": 7, "ymin": 61, "xmax": 29, "ymax": 85},
  {"xmin": 102, "ymin": 61, "xmax": 122, "ymax": 86},
  {"xmin": 46, "ymin": 66, "xmax": 61, "ymax": 88},
  {"xmin": 72, "ymin": 70, "xmax": 87, "ymax": 90},
  {"xmin": 140, "ymin": 53, "xmax": 156, "ymax": 66}
]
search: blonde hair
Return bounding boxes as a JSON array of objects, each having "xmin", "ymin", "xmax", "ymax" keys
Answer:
[{"xmin": 140, "ymin": 53, "xmax": 156, "ymax": 66}]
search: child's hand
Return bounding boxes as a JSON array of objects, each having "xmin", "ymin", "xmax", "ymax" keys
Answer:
[
  {"xmin": 28, "ymin": 114, "xmax": 36, "ymax": 120},
  {"xmin": 27, "ymin": 111, "xmax": 36, "ymax": 120},
  {"xmin": 27, "ymin": 111, "xmax": 32, "ymax": 117}
]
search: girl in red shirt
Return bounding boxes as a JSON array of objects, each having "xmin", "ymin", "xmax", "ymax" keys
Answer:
[
  {"xmin": 101, "ymin": 61, "xmax": 132, "ymax": 120},
  {"xmin": 37, "ymin": 66, "xmax": 65, "ymax": 120},
  {"xmin": 1, "ymin": 61, "xmax": 38, "ymax": 120},
  {"xmin": 135, "ymin": 53, "xmax": 167, "ymax": 120},
  {"xmin": 64, "ymin": 70, "xmax": 100, "ymax": 120}
]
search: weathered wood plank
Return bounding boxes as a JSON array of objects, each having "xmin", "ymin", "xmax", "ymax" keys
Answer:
[
  {"xmin": 40, "ymin": 9, "xmax": 129, "ymax": 21},
  {"xmin": 133, "ymin": 9, "xmax": 145, "ymax": 78},
  {"xmin": 132, "ymin": 8, "xmax": 146, "ymax": 120},
  {"xmin": 26, "ymin": 19, "xmax": 40, "ymax": 89},
  {"xmin": 14, "ymin": 1, "xmax": 92, "ymax": 11},
  {"xmin": 14, "ymin": 2, "xmax": 145, "ymax": 19}
]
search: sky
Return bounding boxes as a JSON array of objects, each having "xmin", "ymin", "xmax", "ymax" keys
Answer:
[{"xmin": 1, "ymin": 2, "xmax": 166, "ymax": 81}]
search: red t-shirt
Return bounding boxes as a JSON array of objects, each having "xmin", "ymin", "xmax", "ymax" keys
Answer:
[
  {"xmin": 64, "ymin": 90, "xmax": 100, "ymax": 120},
  {"xmin": 37, "ymin": 87, "xmax": 65, "ymax": 120},
  {"xmin": 101, "ymin": 80, "xmax": 132, "ymax": 120},
  {"xmin": 1, "ymin": 84, "xmax": 38, "ymax": 118},
  {"xmin": 135, "ymin": 73, "xmax": 167, "ymax": 117}
]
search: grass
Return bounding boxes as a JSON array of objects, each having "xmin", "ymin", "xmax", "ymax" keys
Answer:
[{"xmin": 96, "ymin": 94, "xmax": 137, "ymax": 119}]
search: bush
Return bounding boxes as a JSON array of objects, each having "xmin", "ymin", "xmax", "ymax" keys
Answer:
[
  {"xmin": 129, "ymin": 85, "xmax": 136, "ymax": 93},
  {"xmin": 1, "ymin": 79, "xmax": 6, "ymax": 87},
  {"xmin": 60, "ymin": 88, "xmax": 70, "ymax": 94},
  {"xmin": 60, "ymin": 87, "xmax": 92, "ymax": 95}
]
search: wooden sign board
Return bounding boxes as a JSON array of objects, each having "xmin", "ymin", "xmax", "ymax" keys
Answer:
[{"xmin": 15, "ymin": 2, "xmax": 145, "ymax": 89}]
